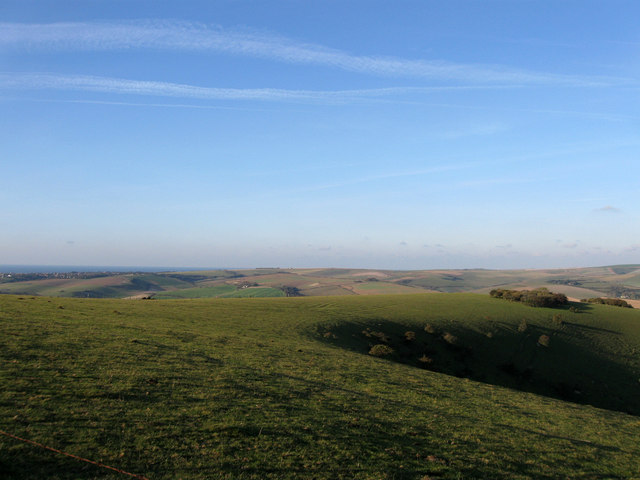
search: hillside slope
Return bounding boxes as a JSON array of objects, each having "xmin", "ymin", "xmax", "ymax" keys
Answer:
[{"xmin": 1, "ymin": 294, "xmax": 639, "ymax": 479}]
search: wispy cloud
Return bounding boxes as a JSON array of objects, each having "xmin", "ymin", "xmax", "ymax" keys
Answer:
[
  {"xmin": 594, "ymin": 205, "xmax": 622, "ymax": 213},
  {"xmin": 292, "ymin": 163, "xmax": 469, "ymax": 193},
  {"xmin": 0, "ymin": 72, "xmax": 491, "ymax": 103},
  {"xmin": 0, "ymin": 20, "xmax": 625, "ymax": 86},
  {"xmin": 2, "ymin": 97, "xmax": 267, "ymax": 111}
]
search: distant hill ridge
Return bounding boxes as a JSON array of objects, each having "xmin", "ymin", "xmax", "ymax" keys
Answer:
[{"xmin": 1, "ymin": 265, "xmax": 639, "ymax": 302}]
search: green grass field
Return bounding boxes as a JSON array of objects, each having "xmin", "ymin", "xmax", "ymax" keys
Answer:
[
  {"xmin": 1, "ymin": 293, "xmax": 640, "ymax": 479},
  {"xmin": 153, "ymin": 285, "xmax": 238, "ymax": 299},
  {"xmin": 350, "ymin": 281, "xmax": 420, "ymax": 295},
  {"xmin": 219, "ymin": 287, "xmax": 285, "ymax": 298}
]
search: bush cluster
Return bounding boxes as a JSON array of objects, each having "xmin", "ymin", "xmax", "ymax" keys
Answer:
[
  {"xmin": 280, "ymin": 285, "xmax": 303, "ymax": 297},
  {"xmin": 580, "ymin": 297, "xmax": 633, "ymax": 308},
  {"xmin": 442, "ymin": 332, "xmax": 458, "ymax": 346},
  {"xmin": 404, "ymin": 331, "xmax": 416, "ymax": 342},
  {"xmin": 537, "ymin": 334, "xmax": 551, "ymax": 347},
  {"xmin": 368, "ymin": 344, "xmax": 394, "ymax": 356},
  {"xmin": 490, "ymin": 288, "xmax": 568, "ymax": 308}
]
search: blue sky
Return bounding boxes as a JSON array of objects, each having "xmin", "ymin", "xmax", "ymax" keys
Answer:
[{"xmin": 1, "ymin": 0, "xmax": 639, "ymax": 269}]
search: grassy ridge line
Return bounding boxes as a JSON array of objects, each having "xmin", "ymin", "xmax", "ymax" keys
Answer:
[{"xmin": 1, "ymin": 294, "xmax": 640, "ymax": 479}]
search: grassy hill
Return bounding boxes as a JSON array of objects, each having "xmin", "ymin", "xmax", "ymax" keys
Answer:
[
  {"xmin": 1, "ymin": 293, "xmax": 639, "ymax": 479},
  {"xmin": 2, "ymin": 265, "xmax": 640, "ymax": 301}
]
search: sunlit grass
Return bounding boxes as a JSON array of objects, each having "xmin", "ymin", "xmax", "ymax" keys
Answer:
[{"xmin": 1, "ymin": 294, "xmax": 639, "ymax": 479}]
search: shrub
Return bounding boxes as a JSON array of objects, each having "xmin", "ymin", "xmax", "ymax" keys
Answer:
[
  {"xmin": 538, "ymin": 334, "xmax": 551, "ymax": 347},
  {"xmin": 518, "ymin": 319, "xmax": 528, "ymax": 333},
  {"xmin": 368, "ymin": 344, "xmax": 394, "ymax": 357},
  {"xmin": 581, "ymin": 297, "xmax": 633, "ymax": 308},
  {"xmin": 552, "ymin": 314, "xmax": 564, "ymax": 326},
  {"xmin": 361, "ymin": 328, "xmax": 390, "ymax": 343},
  {"xmin": 418, "ymin": 354, "xmax": 433, "ymax": 365},
  {"xmin": 442, "ymin": 332, "xmax": 458, "ymax": 346},
  {"xmin": 404, "ymin": 331, "xmax": 416, "ymax": 342},
  {"xmin": 424, "ymin": 324, "xmax": 436, "ymax": 334}
]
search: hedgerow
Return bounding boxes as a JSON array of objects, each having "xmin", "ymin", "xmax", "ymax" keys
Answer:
[{"xmin": 490, "ymin": 287, "xmax": 568, "ymax": 308}]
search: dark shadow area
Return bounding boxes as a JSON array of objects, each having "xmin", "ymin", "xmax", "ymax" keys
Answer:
[
  {"xmin": 314, "ymin": 317, "xmax": 640, "ymax": 417},
  {"xmin": 564, "ymin": 301, "xmax": 592, "ymax": 313}
]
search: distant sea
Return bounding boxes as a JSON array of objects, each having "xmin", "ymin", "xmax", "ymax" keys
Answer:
[{"xmin": 0, "ymin": 265, "xmax": 215, "ymax": 274}]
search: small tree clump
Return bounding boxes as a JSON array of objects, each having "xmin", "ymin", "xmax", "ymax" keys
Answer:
[
  {"xmin": 280, "ymin": 285, "xmax": 303, "ymax": 297},
  {"xmin": 581, "ymin": 297, "xmax": 633, "ymax": 308},
  {"xmin": 369, "ymin": 344, "xmax": 394, "ymax": 357},
  {"xmin": 490, "ymin": 288, "xmax": 568, "ymax": 308}
]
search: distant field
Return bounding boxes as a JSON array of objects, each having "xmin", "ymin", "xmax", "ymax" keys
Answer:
[
  {"xmin": 220, "ymin": 287, "xmax": 285, "ymax": 298},
  {"xmin": 153, "ymin": 286, "xmax": 285, "ymax": 299},
  {"xmin": 1, "ymin": 293, "xmax": 639, "ymax": 479},
  {"xmin": 301, "ymin": 284, "xmax": 355, "ymax": 296},
  {"xmin": 620, "ymin": 273, "xmax": 640, "ymax": 287},
  {"xmin": 153, "ymin": 285, "xmax": 237, "ymax": 299},
  {"xmin": 349, "ymin": 281, "xmax": 420, "ymax": 295},
  {"xmin": 2, "ymin": 265, "xmax": 640, "ymax": 300}
]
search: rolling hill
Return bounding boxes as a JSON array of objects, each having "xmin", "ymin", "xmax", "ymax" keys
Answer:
[
  {"xmin": 2, "ymin": 265, "xmax": 640, "ymax": 303},
  {"xmin": 1, "ymin": 293, "xmax": 639, "ymax": 479}
]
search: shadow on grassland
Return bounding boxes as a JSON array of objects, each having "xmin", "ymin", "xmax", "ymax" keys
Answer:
[{"xmin": 315, "ymin": 317, "xmax": 640, "ymax": 417}]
